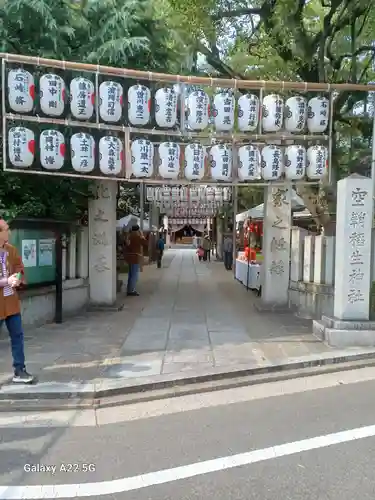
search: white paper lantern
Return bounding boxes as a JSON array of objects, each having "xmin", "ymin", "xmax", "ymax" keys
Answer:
[
  {"xmin": 158, "ymin": 142, "xmax": 180, "ymax": 179},
  {"xmin": 155, "ymin": 88, "xmax": 178, "ymax": 128},
  {"xmin": 128, "ymin": 85, "xmax": 151, "ymax": 126},
  {"xmin": 161, "ymin": 187, "xmax": 171, "ymax": 202},
  {"xmin": 210, "ymin": 144, "xmax": 232, "ymax": 181},
  {"xmin": 131, "ymin": 139, "xmax": 153, "ymax": 178},
  {"xmin": 190, "ymin": 186, "xmax": 202, "ymax": 202},
  {"xmin": 262, "ymin": 94, "xmax": 284, "ymax": 132},
  {"xmin": 170, "ymin": 187, "xmax": 181, "ymax": 200},
  {"xmin": 284, "ymin": 145, "xmax": 306, "ymax": 180},
  {"xmin": 40, "ymin": 74, "xmax": 65, "ymax": 117},
  {"xmin": 187, "ymin": 90, "xmax": 209, "ymax": 130},
  {"xmin": 238, "ymin": 94, "xmax": 259, "ymax": 132},
  {"xmin": 307, "ymin": 145, "xmax": 327, "ymax": 179},
  {"xmin": 184, "ymin": 143, "xmax": 205, "ymax": 181},
  {"xmin": 70, "ymin": 132, "xmax": 95, "ymax": 173},
  {"xmin": 307, "ymin": 96, "xmax": 329, "ymax": 133},
  {"xmin": 212, "ymin": 92, "xmax": 235, "ymax": 132},
  {"xmin": 238, "ymin": 145, "xmax": 261, "ymax": 181},
  {"xmin": 99, "ymin": 81, "xmax": 123, "ymax": 122},
  {"xmin": 284, "ymin": 96, "xmax": 307, "ymax": 133},
  {"xmin": 261, "ymin": 145, "xmax": 283, "ymax": 180},
  {"xmin": 70, "ymin": 77, "xmax": 95, "ymax": 120},
  {"xmin": 8, "ymin": 127, "xmax": 35, "ymax": 168},
  {"xmin": 7, "ymin": 69, "xmax": 34, "ymax": 113},
  {"xmin": 40, "ymin": 130, "xmax": 65, "ymax": 170},
  {"xmin": 202, "ymin": 187, "xmax": 210, "ymax": 202},
  {"xmin": 99, "ymin": 136, "xmax": 123, "ymax": 175}
]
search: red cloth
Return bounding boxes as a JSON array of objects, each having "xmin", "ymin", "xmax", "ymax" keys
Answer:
[{"xmin": 245, "ymin": 247, "xmax": 256, "ymax": 261}]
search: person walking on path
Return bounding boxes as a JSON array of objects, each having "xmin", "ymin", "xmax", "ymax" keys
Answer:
[
  {"xmin": 197, "ymin": 246, "xmax": 204, "ymax": 262},
  {"xmin": 156, "ymin": 234, "xmax": 165, "ymax": 269},
  {"xmin": 0, "ymin": 220, "xmax": 34, "ymax": 383},
  {"xmin": 223, "ymin": 235, "xmax": 234, "ymax": 270},
  {"xmin": 202, "ymin": 235, "xmax": 211, "ymax": 262},
  {"xmin": 124, "ymin": 225, "xmax": 148, "ymax": 296}
]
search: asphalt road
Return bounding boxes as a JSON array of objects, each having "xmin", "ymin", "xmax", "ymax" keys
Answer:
[{"xmin": 2, "ymin": 367, "xmax": 375, "ymax": 499}]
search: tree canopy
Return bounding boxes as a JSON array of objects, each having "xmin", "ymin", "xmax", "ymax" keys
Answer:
[
  {"xmin": 2, "ymin": 0, "xmax": 375, "ymax": 228},
  {"xmin": 165, "ymin": 0, "xmax": 375, "ymax": 229},
  {"xmin": 0, "ymin": 0, "xmax": 181, "ymax": 220}
]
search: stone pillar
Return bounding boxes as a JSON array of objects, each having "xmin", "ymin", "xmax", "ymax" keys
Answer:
[
  {"xmin": 88, "ymin": 180, "xmax": 117, "ymax": 305},
  {"xmin": 334, "ymin": 174, "xmax": 373, "ymax": 320},
  {"xmin": 163, "ymin": 216, "xmax": 171, "ymax": 246},
  {"xmin": 290, "ymin": 227, "xmax": 307, "ymax": 282},
  {"xmin": 262, "ymin": 185, "xmax": 292, "ymax": 305},
  {"xmin": 303, "ymin": 235, "xmax": 314, "ymax": 282},
  {"xmin": 216, "ymin": 216, "xmax": 223, "ymax": 259},
  {"xmin": 77, "ymin": 226, "xmax": 89, "ymax": 279},
  {"xmin": 313, "ymin": 235, "xmax": 335, "ymax": 285},
  {"xmin": 325, "ymin": 236, "xmax": 335, "ymax": 285},
  {"xmin": 313, "ymin": 235, "xmax": 324, "ymax": 284},
  {"xmin": 312, "ymin": 175, "xmax": 375, "ymax": 346},
  {"xmin": 67, "ymin": 231, "xmax": 77, "ymax": 279}
]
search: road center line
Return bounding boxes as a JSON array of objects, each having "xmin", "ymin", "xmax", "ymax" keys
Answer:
[{"xmin": 2, "ymin": 423, "xmax": 375, "ymax": 499}]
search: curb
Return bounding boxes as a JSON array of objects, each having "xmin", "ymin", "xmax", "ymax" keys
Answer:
[{"xmin": 2, "ymin": 350, "xmax": 375, "ymax": 411}]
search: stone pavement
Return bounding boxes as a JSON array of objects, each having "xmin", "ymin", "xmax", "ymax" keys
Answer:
[{"xmin": 0, "ymin": 248, "xmax": 374, "ymax": 393}]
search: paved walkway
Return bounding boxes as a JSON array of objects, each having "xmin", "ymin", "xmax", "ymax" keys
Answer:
[{"xmin": 0, "ymin": 248, "xmax": 372, "ymax": 389}]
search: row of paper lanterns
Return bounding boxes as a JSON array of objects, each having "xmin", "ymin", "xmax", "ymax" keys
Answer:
[
  {"xmin": 169, "ymin": 218, "xmax": 205, "ymax": 225},
  {"xmin": 133, "ymin": 140, "xmax": 327, "ymax": 181},
  {"xmin": 169, "ymin": 209, "xmax": 217, "ymax": 218},
  {"xmin": 166, "ymin": 207, "xmax": 216, "ymax": 215},
  {"xmin": 8, "ymin": 68, "xmax": 329, "ymax": 133},
  {"xmin": 146, "ymin": 186, "xmax": 231, "ymax": 202},
  {"xmin": 8, "ymin": 126, "xmax": 327, "ymax": 180},
  {"xmin": 154, "ymin": 201, "xmax": 225, "ymax": 209}
]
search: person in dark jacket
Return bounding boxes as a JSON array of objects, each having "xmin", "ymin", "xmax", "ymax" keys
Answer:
[
  {"xmin": 156, "ymin": 234, "xmax": 165, "ymax": 268},
  {"xmin": 124, "ymin": 225, "xmax": 148, "ymax": 296},
  {"xmin": 223, "ymin": 235, "xmax": 233, "ymax": 270}
]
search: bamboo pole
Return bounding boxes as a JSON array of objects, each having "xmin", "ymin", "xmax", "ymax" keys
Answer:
[
  {"xmin": 1, "ymin": 52, "xmax": 375, "ymax": 92},
  {"xmin": 4, "ymin": 112, "xmax": 330, "ymax": 142}
]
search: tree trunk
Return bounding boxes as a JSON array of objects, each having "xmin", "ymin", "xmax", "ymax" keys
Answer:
[{"xmin": 297, "ymin": 185, "xmax": 336, "ymax": 235}]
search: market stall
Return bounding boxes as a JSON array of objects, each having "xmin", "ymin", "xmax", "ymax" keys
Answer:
[{"xmin": 235, "ymin": 251, "xmax": 262, "ymax": 293}]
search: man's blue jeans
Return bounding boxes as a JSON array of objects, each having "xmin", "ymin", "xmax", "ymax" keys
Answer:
[
  {"xmin": 224, "ymin": 251, "xmax": 233, "ymax": 270},
  {"xmin": 127, "ymin": 263, "xmax": 140, "ymax": 293},
  {"xmin": 0, "ymin": 313, "xmax": 25, "ymax": 371}
]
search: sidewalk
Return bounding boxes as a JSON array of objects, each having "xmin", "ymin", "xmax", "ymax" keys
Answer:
[{"xmin": 1, "ymin": 248, "xmax": 375, "ymax": 402}]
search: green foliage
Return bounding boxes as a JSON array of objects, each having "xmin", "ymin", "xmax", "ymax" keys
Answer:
[
  {"xmin": 167, "ymin": 0, "xmax": 375, "ymax": 220},
  {"xmin": 0, "ymin": 0, "xmax": 179, "ymax": 219}
]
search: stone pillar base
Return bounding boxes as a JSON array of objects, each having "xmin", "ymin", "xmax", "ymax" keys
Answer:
[
  {"xmin": 253, "ymin": 301, "xmax": 291, "ymax": 313},
  {"xmin": 313, "ymin": 315, "xmax": 375, "ymax": 347}
]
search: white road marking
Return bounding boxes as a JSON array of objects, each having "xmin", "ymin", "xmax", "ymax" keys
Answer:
[
  {"xmin": 1, "ymin": 423, "xmax": 375, "ymax": 498},
  {"xmin": 2, "ymin": 366, "xmax": 375, "ymax": 428}
]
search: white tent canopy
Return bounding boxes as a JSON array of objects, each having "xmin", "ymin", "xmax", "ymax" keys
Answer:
[
  {"xmin": 236, "ymin": 190, "xmax": 307, "ymax": 222},
  {"xmin": 116, "ymin": 214, "xmax": 157, "ymax": 232}
]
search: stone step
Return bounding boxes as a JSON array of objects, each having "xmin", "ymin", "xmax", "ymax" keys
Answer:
[{"xmin": 322, "ymin": 315, "xmax": 375, "ymax": 331}]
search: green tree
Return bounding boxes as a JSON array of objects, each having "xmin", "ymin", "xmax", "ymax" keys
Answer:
[
  {"xmin": 166, "ymin": 0, "xmax": 375, "ymax": 231},
  {"xmin": 0, "ymin": 0, "xmax": 179, "ymax": 220}
]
